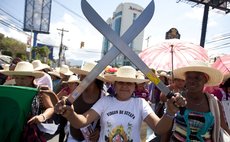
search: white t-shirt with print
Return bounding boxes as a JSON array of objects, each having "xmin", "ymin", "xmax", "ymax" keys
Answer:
[{"xmin": 92, "ymin": 96, "xmax": 153, "ymax": 142}]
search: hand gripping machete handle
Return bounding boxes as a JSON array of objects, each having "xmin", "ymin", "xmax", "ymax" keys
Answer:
[{"xmin": 166, "ymin": 92, "xmax": 186, "ymax": 115}]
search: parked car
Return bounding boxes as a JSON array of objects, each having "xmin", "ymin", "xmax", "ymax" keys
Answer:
[
  {"xmin": 0, "ymin": 55, "xmax": 12, "ymax": 84},
  {"xmin": 0, "ymin": 55, "xmax": 12, "ymax": 65}
]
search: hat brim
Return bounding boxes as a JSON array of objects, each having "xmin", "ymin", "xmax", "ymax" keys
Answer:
[
  {"xmin": 105, "ymin": 74, "xmax": 149, "ymax": 84},
  {"xmin": 0, "ymin": 71, "xmax": 44, "ymax": 78},
  {"xmin": 70, "ymin": 68, "xmax": 106, "ymax": 82},
  {"xmin": 60, "ymin": 71, "xmax": 73, "ymax": 76},
  {"xmin": 174, "ymin": 66, "xmax": 223, "ymax": 86},
  {"xmin": 224, "ymin": 73, "xmax": 230, "ymax": 82},
  {"xmin": 34, "ymin": 65, "xmax": 50, "ymax": 71},
  {"xmin": 48, "ymin": 72, "xmax": 62, "ymax": 79},
  {"xmin": 62, "ymin": 80, "xmax": 81, "ymax": 84}
]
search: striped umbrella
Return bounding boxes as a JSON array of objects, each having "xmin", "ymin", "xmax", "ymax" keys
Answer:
[
  {"xmin": 139, "ymin": 39, "xmax": 209, "ymax": 72},
  {"xmin": 212, "ymin": 55, "xmax": 230, "ymax": 80}
]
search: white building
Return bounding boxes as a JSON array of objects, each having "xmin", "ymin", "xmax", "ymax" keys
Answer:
[{"xmin": 101, "ymin": 3, "xmax": 144, "ymax": 67}]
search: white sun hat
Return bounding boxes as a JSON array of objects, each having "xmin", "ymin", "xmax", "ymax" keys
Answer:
[
  {"xmin": 157, "ymin": 71, "xmax": 170, "ymax": 78},
  {"xmin": 48, "ymin": 70, "xmax": 62, "ymax": 79},
  {"xmin": 0, "ymin": 64, "xmax": 10, "ymax": 71},
  {"xmin": 59, "ymin": 65, "xmax": 73, "ymax": 76},
  {"xmin": 136, "ymin": 70, "xmax": 149, "ymax": 84},
  {"xmin": 173, "ymin": 60, "xmax": 223, "ymax": 86},
  {"xmin": 0, "ymin": 61, "xmax": 44, "ymax": 78},
  {"xmin": 62, "ymin": 75, "xmax": 80, "ymax": 84},
  {"xmin": 32, "ymin": 60, "xmax": 50, "ymax": 71},
  {"xmin": 105, "ymin": 66, "xmax": 149, "ymax": 84},
  {"xmin": 70, "ymin": 61, "xmax": 106, "ymax": 82}
]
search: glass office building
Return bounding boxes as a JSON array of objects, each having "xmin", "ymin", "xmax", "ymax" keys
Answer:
[{"xmin": 101, "ymin": 3, "xmax": 144, "ymax": 67}]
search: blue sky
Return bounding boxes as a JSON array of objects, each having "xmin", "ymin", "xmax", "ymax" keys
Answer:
[{"xmin": 0, "ymin": 0, "xmax": 229, "ymax": 64}]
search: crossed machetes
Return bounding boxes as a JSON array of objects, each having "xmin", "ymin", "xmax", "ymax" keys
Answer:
[{"xmin": 66, "ymin": 0, "xmax": 185, "ymax": 114}]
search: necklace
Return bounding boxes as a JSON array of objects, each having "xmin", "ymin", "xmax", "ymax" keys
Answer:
[{"xmin": 186, "ymin": 95, "xmax": 205, "ymax": 106}]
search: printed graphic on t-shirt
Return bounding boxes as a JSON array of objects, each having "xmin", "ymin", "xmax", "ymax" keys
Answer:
[{"xmin": 104, "ymin": 110, "xmax": 135, "ymax": 142}]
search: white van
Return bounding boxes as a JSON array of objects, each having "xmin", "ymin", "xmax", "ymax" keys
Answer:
[{"xmin": 0, "ymin": 55, "xmax": 12, "ymax": 64}]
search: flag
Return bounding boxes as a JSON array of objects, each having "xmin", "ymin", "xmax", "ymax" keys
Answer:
[{"xmin": 0, "ymin": 85, "xmax": 38, "ymax": 142}]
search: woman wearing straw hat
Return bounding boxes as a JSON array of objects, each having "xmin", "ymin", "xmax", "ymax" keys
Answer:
[
  {"xmin": 32, "ymin": 60, "xmax": 53, "ymax": 91},
  {"xmin": 57, "ymin": 75, "xmax": 80, "ymax": 99},
  {"xmin": 0, "ymin": 61, "xmax": 58, "ymax": 141},
  {"xmin": 55, "ymin": 66, "xmax": 186, "ymax": 141},
  {"xmin": 167, "ymin": 60, "xmax": 230, "ymax": 142},
  {"xmin": 61, "ymin": 62, "xmax": 106, "ymax": 142},
  {"xmin": 48, "ymin": 70, "xmax": 63, "ymax": 94}
]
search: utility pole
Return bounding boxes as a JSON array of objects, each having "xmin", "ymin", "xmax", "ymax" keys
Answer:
[{"xmin": 57, "ymin": 28, "xmax": 68, "ymax": 67}]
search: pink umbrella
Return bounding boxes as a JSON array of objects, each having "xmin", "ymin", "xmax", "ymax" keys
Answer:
[
  {"xmin": 139, "ymin": 39, "xmax": 209, "ymax": 71},
  {"xmin": 212, "ymin": 55, "xmax": 230, "ymax": 76}
]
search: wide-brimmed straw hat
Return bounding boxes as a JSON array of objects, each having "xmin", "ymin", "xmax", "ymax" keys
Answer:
[
  {"xmin": 0, "ymin": 61, "xmax": 44, "ymax": 78},
  {"xmin": 105, "ymin": 66, "xmax": 149, "ymax": 84},
  {"xmin": 48, "ymin": 70, "xmax": 62, "ymax": 79},
  {"xmin": 173, "ymin": 60, "xmax": 223, "ymax": 86},
  {"xmin": 170, "ymin": 72, "xmax": 185, "ymax": 81},
  {"xmin": 32, "ymin": 60, "xmax": 50, "ymax": 71},
  {"xmin": 62, "ymin": 75, "xmax": 80, "ymax": 84},
  {"xmin": 157, "ymin": 71, "xmax": 170, "ymax": 78},
  {"xmin": 58, "ymin": 65, "xmax": 73, "ymax": 76},
  {"xmin": 70, "ymin": 61, "xmax": 106, "ymax": 82},
  {"xmin": 136, "ymin": 70, "xmax": 149, "ymax": 83}
]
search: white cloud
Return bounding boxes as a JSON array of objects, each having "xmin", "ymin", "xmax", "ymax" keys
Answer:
[
  {"xmin": 0, "ymin": 12, "xmax": 103, "ymax": 63},
  {"xmin": 185, "ymin": 8, "xmax": 203, "ymax": 21},
  {"xmin": 32, "ymin": 13, "xmax": 103, "ymax": 62},
  {"xmin": 0, "ymin": 27, "xmax": 28, "ymax": 43}
]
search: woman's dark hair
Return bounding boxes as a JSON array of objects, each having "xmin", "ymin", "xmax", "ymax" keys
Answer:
[{"xmin": 95, "ymin": 79, "xmax": 104, "ymax": 90}]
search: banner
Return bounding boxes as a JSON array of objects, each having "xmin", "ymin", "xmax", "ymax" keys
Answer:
[{"xmin": 0, "ymin": 85, "xmax": 38, "ymax": 142}]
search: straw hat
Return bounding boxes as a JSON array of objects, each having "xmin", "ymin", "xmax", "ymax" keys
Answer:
[
  {"xmin": 0, "ymin": 61, "xmax": 44, "ymax": 78},
  {"xmin": 59, "ymin": 65, "xmax": 73, "ymax": 76},
  {"xmin": 62, "ymin": 75, "xmax": 80, "ymax": 84},
  {"xmin": 173, "ymin": 60, "xmax": 223, "ymax": 86},
  {"xmin": 70, "ymin": 61, "xmax": 106, "ymax": 82},
  {"xmin": 32, "ymin": 60, "xmax": 50, "ymax": 71},
  {"xmin": 157, "ymin": 71, "xmax": 169, "ymax": 78},
  {"xmin": 136, "ymin": 70, "xmax": 149, "ymax": 83},
  {"xmin": 0, "ymin": 64, "xmax": 10, "ymax": 71},
  {"xmin": 170, "ymin": 72, "xmax": 185, "ymax": 81},
  {"xmin": 48, "ymin": 70, "xmax": 62, "ymax": 79},
  {"xmin": 105, "ymin": 66, "xmax": 149, "ymax": 84}
]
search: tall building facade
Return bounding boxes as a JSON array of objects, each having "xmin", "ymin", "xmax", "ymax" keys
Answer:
[{"xmin": 101, "ymin": 3, "xmax": 144, "ymax": 67}]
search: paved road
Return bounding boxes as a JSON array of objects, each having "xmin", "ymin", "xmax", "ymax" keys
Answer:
[{"xmin": 47, "ymin": 135, "xmax": 59, "ymax": 142}]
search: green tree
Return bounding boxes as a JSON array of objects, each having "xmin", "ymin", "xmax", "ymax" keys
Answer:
[
  {"xmin": 1, "ymin": 50, "xmax": 13, "ymax": 56},
  {"xmin": 0, "ymin": 33, "xmax": 27, "ymax": 58},
  {"xmin": 32, "ymin": 46, "xmax": 50, "ymax": 63}
]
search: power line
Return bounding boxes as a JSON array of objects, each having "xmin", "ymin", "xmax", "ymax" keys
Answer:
[
  {"xmin": 206, "ymin": 36, "xmax": 230, "ymax": 44},
  {"xmin": 207, "ymin": 42, "xmax": 230, "ymax": 50},
  {"xmin": 0, "ymin": 19, "xmax": 44, "ymax": 43},
  {"xmin": 0, "ymin": 14, "xmax": 22, "ymax": 29},
  {"xmin": 0, "ymin": 20, "xmax": 27, "ymax": 35},
  {"xmin": 0, "ymin": 7, "xmax": 23, "ymax": 25},
  {"xmin": 53, "ymin": 0, "xmax": 88, "ymax": 22}
]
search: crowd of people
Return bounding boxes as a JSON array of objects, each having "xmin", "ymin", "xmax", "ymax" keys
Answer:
[{"xmin": 0, "ymin": 57, "xmax": 230, "ymax": 142}]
